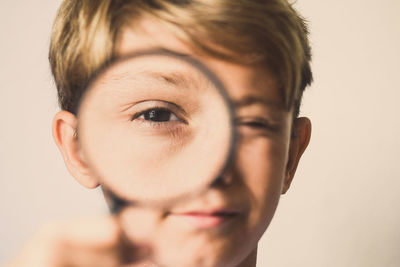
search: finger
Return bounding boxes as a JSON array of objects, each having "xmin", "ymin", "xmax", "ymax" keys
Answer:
[
  {"xmin": 8, "ymin": 216, "xmax": 129, "ymax": 267},
  {"xmin": 52, "ymin": 216, "xmax": 124, "ymax": 267},
  {"xmin": 57, "ymin": 216, "xmax": 152, "ymax": 266}
]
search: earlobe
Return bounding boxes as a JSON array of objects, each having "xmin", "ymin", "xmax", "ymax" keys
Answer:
[
  {"xmin": 52, "ymin": 110, "xmax": 100, "ymax": 189},
  {"xmin": 282, "ymin": 117, "xmax": 312, "ymax": 194}
]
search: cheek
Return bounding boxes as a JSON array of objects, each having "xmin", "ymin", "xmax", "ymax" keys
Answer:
[{"xmin": 237, "ymin": 135, "xmax": 289, "ymax": 228}]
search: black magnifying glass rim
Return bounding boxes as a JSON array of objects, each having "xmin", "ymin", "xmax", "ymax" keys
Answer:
[{"xmin": 75, "ymin": 48, "xmax": 238, "ymax": 214}]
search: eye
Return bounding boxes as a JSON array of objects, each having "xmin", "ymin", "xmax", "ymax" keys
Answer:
[
  {"xmin": 236, "ymin": 117, "xmax": 280, "ymax": 132},
  {"xmin": 240, "ymin": 120, "xmax": 270, "ymax": 129},
  {"xmin": 131, "ymin": 107, "xmax": 182, "ymax": 123}
]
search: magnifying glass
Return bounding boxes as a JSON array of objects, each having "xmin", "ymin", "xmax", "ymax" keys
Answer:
[{"xmin": 76, "ymin": 49, "xmax": 236, "ymax": 212}]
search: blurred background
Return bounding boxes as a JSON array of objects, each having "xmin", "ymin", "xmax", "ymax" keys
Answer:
[{"xmin": 1, "ymin": 0, "xmax": 399, "ymax": 266}]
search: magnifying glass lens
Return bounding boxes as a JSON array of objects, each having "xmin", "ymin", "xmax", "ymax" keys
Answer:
[{"xmin": 77, "ymin": 51, "xmax": 234, "ymax": 206}]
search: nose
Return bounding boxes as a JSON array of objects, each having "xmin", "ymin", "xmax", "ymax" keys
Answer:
[{"xmin": 210, "ymin": 166, "xmax": 235, "ymax": 188}]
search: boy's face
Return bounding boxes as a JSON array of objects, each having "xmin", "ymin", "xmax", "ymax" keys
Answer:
[{"xmin": 58, "ymin": 17, "xmax": 311, "ymax": 267}]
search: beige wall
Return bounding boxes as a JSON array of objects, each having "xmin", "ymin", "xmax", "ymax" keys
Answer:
[{"xmin": 1, "ymin": 0, "xmax": 399, "ymax": 266}]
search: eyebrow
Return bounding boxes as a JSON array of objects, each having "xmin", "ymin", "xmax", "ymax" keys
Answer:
[
  {"xmin": 101, "ymin": 67, "xmax": 285, "ymax": 111},
  {"xmin": 234, "ymin": 95, "xmax": 286, "ymax": 110},
  {"xmin": 103, "ymin": 68, "xmax": 211, "ymax": 95},
  {"xmin": 143, "ymin": 70, "xmax": 201, "ymax": 89}
]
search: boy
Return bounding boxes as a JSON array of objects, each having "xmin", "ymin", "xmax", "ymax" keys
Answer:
[{"xmin": 10, "ymin": 0, "xmax": 312, "ymax": 266}]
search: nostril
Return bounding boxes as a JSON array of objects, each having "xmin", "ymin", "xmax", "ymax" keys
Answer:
[{"xmin": 210, "ymin": 173, "xmax": 234, "ymax": 188}]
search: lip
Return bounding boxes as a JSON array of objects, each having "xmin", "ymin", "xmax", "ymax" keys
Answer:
[{"xmin": 169, "ymin": 209, "xmax": 240, "ymax": 229}]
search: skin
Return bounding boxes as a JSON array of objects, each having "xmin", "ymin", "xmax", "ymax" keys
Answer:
[{"xmin": 9, "ymin": 17, "xmax": 311, "ymax": 267}]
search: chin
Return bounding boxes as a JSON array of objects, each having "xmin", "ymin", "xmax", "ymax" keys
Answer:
[
  {"xmin": 153, "ymin": 246, "xmax": 249, "ymax": 267},
  {"xmin": 151, "ymin": 224, "xmax": 259, "ymax": 267}
]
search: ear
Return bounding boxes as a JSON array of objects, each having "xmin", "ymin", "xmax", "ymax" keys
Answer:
[
  {"xmin": 282, "ymin": 117, "xmax": 312, "ymax": 194},
  {"xmin": 52, "ymin": 110, "xmax": 100, "ymax": 189}
]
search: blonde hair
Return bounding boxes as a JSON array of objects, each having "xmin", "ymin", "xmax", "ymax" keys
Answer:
[{"xmin": 49, "ymin": 0, "xmax": 312, "ymax": 117}]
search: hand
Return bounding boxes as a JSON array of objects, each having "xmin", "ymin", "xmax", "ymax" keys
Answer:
[{"xmin": 7, "ymin": 216, "xmax": 150, "ymax": 267}]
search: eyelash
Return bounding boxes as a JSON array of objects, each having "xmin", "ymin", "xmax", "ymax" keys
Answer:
[
  {"xmin": 130, "ymin": 106, "xmax": 278, "ymax": 135},
  {"xmin": 130, "ymin": 107, "xmax": 186, "ymax": 126}
]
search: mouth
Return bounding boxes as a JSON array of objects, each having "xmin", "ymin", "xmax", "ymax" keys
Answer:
[{"xmin": 168, "ymin": 209, "xmax": 240, "ymax": 229}]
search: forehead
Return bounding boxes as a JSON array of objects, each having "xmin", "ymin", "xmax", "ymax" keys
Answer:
[{"xmin": 116, "ymin": 17, "xmax": 285, "ymax": 110}]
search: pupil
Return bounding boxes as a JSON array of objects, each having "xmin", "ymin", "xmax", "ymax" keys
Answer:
[{"xmin": 144, "ymin": 109, "xmax": 171, "ymax": 122}]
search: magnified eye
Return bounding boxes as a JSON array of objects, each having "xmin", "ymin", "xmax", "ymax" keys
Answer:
[{"xmin": 132, "ymin": 107, "xmax": 182, "ymax": 123}]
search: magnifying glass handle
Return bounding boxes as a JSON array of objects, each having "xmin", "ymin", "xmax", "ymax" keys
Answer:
[{"xmin": 117, "ymin": 225, "xmax": 152, "ymax": 264}]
